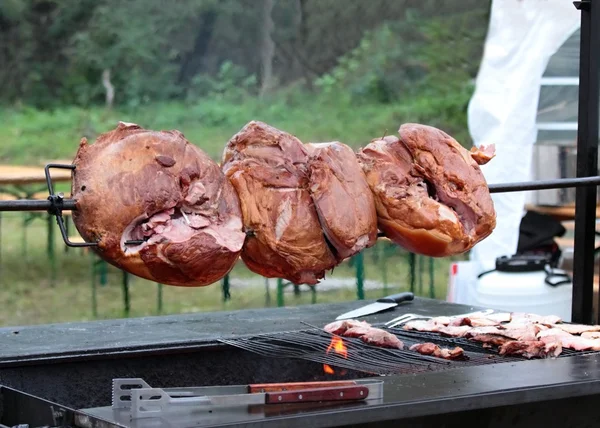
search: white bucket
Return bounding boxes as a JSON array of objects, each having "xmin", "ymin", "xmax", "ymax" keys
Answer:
[{"xmin": 471, "ymin": 255, "xmax": 572, "ymax": 322}]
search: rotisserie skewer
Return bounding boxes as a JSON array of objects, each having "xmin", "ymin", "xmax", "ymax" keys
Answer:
[{"xmin": 35, "ymin": 119, "xmax": 496, "ymax": 288}]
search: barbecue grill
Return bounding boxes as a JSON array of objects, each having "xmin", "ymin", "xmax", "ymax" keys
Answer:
[{"xmin": 2, "ymin": 1, "xmax": 600, "ymax": 427}]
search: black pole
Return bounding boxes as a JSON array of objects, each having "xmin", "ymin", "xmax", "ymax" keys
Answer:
[
  {"xmin": 1, "ymin": 176, "xmax": 599, "ymax": 214},
  {"xmin": 488, "ymin": 176, "xmax": 600, "ymax": 193},
  {"xmin": 0, "ymin": 199, "xmax": 77, "ymax": 212},
  {"xmin": 572, "ymin": 0, "xmax": 600, "ymax": 324}
]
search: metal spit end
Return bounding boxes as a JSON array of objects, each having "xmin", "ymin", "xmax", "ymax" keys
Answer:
[{"xmin": 125, "ymin": 240, "xmax": 146, "ymax": 245}]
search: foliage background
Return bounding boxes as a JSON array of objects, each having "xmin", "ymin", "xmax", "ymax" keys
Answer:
[
  {"xmin": 0, "ymin": 0, "xmax": 492, "ymax": 326},
  {"xmin": 0, "ymin": 0, "xmax": 491, "ymax": 163}
]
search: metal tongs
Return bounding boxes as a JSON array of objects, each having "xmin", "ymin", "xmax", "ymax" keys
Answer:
[
  {"xmin": 384, "ymin": 309, "xmax": 495, "ymax": 328},
  {"xmin": 112, "ymin": 377, "xmax": 384, "ymax": 419}
]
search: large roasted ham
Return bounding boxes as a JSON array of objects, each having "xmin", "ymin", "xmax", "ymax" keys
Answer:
[
  {"xmin": 67, "ymin": 119, "xmax": 497, "ymax": 287},
  {"xmin": 357, "ymin": 124, "xmax": 496, "ymax": 257},
  {"xmin": 70, "ymin": 122, "xmax": 246, "ymax": 287},
  {"xmin": 221, "ymin": 121, "xmax": 338, "ymax": 285}
]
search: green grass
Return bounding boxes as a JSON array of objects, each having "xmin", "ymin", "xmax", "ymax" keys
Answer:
[
  {"xmin": 0, "ymin": 213, "xmax": 456, "ymax": 328},
  {"xmin": 0, "ymin": 93, "xmax": 466, "ymax": 167}
]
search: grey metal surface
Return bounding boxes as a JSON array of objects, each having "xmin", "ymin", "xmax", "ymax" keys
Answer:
[
  {"xmin": 3, "ymin": 297, "xmax": 600, "ymax": 427},
  {"xmin": 0, "ymin": 297, "xmax": 480, "ymax": 365},
  {"xmin": 75, "ymin": 353, "xmax": 600, "ymax": 428}
]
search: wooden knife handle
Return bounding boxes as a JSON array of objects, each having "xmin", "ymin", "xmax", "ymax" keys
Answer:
[
  {"xmin": 249, "ymin": 380, "xmax": 356, "ymax": 393},
  {"xmin": 264, "ymin": 385, "xmax": 369, "ymax": 404}
]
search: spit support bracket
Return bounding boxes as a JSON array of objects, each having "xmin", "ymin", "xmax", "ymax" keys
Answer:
[
  {"xmin": 44, "ymin": 163, "xmax": 99, "ymax": 248},
  {"xmin": 574, "ymin": 0, "xmax": 591, "ymax": 11}
]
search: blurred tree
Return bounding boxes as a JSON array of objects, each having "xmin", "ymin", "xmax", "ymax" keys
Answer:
[
  {"xmin": 0, "ymin": 0, "xmax": 491, "ymax": 109},
  {"xmin": 68, "ymin": 0, "xmax": 209, "ymax": 107},
  {"xmin": 259, "ymin": 0, "xmax": 275, "ymax": 97}
]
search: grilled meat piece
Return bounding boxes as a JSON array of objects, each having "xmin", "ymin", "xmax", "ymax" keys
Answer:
[
  {"xmin": 510, "ymin": 313, "xmax": 562, "ymax": 326},
  {"xmin": 553, "ymin": 323, "xmax": 600, "ymax": 335},
  {"xmin": 221, "ymin": 121, "xmax": 338, "ymax": 285},
  {"xmin": 467, "ymin": 323, "xmax": 542, "ymax": 342},
  {"xmin": 359, "ymin": 329, "xmax": 405, "ymax": 349},
  {"xmin": 464, "ymin": 317, "xmax": 501, "ymax": 327},
  {"xmin": 403, "ymin": 319, "xmax": 446, "ymax": 332},
  {"xmin": 305, "ymin": 141, "xmax": 378, "ymax": 260},
  {"xmin": 448, "ymin": 315, "xmax": 501, "ymax": 327},
  {"xmin": 582, "ymin": 331, "xmax": 600, "ymax": 339},
  {"xmin": 71, "ymin": 122, "xmax": 245, "ymax": 287},
  {"xmin": 410, "ymin": 342, "xmax": 466, "ymax": 360},
  {"xmin": 437, "ymin": 325, "xmax": 473, "ymax": 338},
  {"xmin": 486, "ymin": 312, "xmax": 512, "ymax": 323},
  {"xmin": 468, "ymin": 334, "xmax": 511, "ymax": 347},
  {"xmin": 469, "ymin": 144, "xmax": 496, "ymax": 165},
  {"xmin": 343, "ymin": 326, "xmax": 372, "ymax": 338},
  {"xmin": 356, "ymin": 124, "xmax": 496, "ymax": 257},
  {"xmin": 343, "ymin": 326, "xmax": 404, "ymax": 349},
  {"xmin": 404, "ymin": 320, "xmax": 482, "ymax": 337},
  {"xmin": 499, "ymin": 340, "xmax": 562, "ymax": 359},
  {"xmin": 323, "ymin": 320, "xmax": 371, "ymax": 336},
  {"xmin": 538, "ymin": 328, "xmax": 600, "ymax": 351}
]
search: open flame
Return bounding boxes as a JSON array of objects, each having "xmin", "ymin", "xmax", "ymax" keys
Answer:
[{"xmin": 323, "ymin": 336, "xmax": 348, "ymax": 375}]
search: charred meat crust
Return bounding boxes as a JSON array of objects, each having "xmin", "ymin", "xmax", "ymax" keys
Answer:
[{"xmin": 71, "ymin": 121, "xmax": 245, "ymax": 287}]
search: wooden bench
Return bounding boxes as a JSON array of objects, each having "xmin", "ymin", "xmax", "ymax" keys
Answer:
[{"xmin": 0, "ymin": 193, "xmax": 17, "ymax": 201}]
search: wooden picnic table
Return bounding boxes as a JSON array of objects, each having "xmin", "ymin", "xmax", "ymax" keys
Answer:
[
  {"xmin": 525, "ymin": 202, "xmax": 600, "ymax": 222},
  {"xmin": 0, "ymin": 164, "xmax": 72, "ymax": 187},
  {"xmin": 0, "ymin": 163, "xmax": 74, "ymax": 287}
]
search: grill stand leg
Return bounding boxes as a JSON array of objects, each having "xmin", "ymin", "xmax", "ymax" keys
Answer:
[
  {"xmin": 156, "ymin": 283, "xmax": 163, "ymax": 313},
  {"xmin": 355, "ymin": 251, "xmax": 365, "ymax": 300},
  {"xmin": 573, "ymin": 0, "xmax": 600, "ymax": 324}
]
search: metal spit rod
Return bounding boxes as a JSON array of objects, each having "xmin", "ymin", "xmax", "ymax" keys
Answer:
[
  {"xmin": 1, "ymin": 173, "xmax": 600, "ymax": 248},
  {"xmin": 2, "ymin": 176, "xmax": 600, "ymax": 213}
]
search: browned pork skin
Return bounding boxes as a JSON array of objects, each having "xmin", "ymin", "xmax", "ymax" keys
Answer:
[
  {"xmin": 221, "ymin": 121, "xmax": 338, "ymax": 285},
  {"xmin": 357, "ymin": 124, "xmax": 496, "ymax": 257},
  {"xmin": 71, "ymin": 122, "xmax": 245, "ymax": 287}
]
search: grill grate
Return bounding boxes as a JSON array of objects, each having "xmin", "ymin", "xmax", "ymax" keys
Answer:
[
  {"xmin": 219, "ymin": 326, "xmax": 527, "ymax": 376},
  {"xmin": 384, "ymin": 326, "xmax": 599, "ymax": 358},
  {"xmin": 219, "ymin": 324, "xmax": 600, "ymax": 376}
]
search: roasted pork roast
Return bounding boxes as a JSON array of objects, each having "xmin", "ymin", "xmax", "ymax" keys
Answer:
[
  {"xmin": 221, "ymin": 121, "xmax": 338, "ymax": 285},
  {"xmin": 71, "ymin": 122, "xmax": 246, "ymax": 287},
  {"xmin": 70, "ymin": 119, "xmax": 498, "ymax": 288},
  {"xmin": 357, "ymin": 123, "xmax": 496, "ymax": 257},
  {"xmin": 305, "ymin": 141, "xmax": 378, "ymax": 260}
]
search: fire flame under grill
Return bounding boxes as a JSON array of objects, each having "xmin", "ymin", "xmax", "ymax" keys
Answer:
[{"xmin": 323, "ymin": 336, "xmax": 348, "ymax": 375}]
